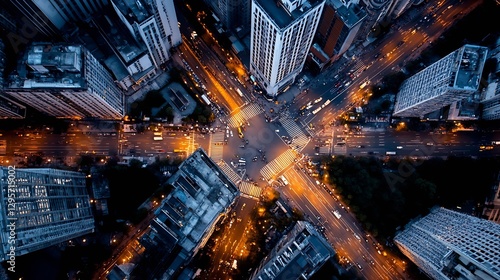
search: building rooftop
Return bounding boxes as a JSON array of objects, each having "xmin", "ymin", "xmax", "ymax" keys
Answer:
[
  {"xmin": 8, "ymin": 43, "xmax": 86, "ymax": 89},
  {"xmin": 113, "ymin": 0, "xmax": 152, "ymax": 24},
  {"xmin": 132, "ymin": 148, "xmax": 239, "ymax": 278},
  {"xmin": 254, "ymin": 0, "xmax": 323, "ymax": 29},
  {"xmin": 335, "ymin": 3, "xmax": 366, "ymax": 28},
  {"xmin": 252, "ymin": 221, "xmax": 335, "ymax": 280},
  {"xmin": 453, "ymin": 45, "xmax": 488, "ymax": 90}
]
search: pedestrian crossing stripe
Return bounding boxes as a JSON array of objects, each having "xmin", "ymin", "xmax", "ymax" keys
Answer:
[{"xmin": 260, "ymin": 149, "xmax": 296, "ymax": 181}]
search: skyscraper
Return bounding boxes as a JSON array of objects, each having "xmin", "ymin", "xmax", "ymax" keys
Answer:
[
  {"xmin": 204, "ymin": 0, "xmax": 252, "ymax": 35},
  {"xmin": 394, "ymin": 207, "xmax": 500, "ymax": 280},
  {"xmin": 309, "ymin": 1, "xmax": 366, "ymax": 71},
  {"xmin": 393, "ymin": 44, "xmax": 488, "ymax": 118},
  {"xmin": 250, "ymin": 221, "xmax": 335, "ymax": 280},
  {"xmin": 3, "ymin": 43, "xmax": 125, "ymax": 119},
  {"xmin": 111, "ymin": 0, "xmax": 182, "ymax": 69},
  {"xmin": 7, "ymin": 0, "xmax": 108, "ymax": 37},
  {"xmin": 109, "ymin": 148, "xmax": 240, "ymax": 279},
  {"xmin": 250, "ymin": 0, "xmax": 325, "ymax": 96},
  {"xmin": 0, "ymin": 168, "xmax": 95, "ymax": 261}
]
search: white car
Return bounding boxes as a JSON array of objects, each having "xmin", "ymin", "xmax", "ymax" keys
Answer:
[{"xmin": 397, "ymin": 146, "xmax": 403, "ymax": 149}]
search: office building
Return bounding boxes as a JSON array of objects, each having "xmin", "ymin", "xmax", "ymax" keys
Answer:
[
  {"xmin": 250, "ymin": 0, "xmax": 325, "ymax": 96},
  {"xmin": 394, "ymin": 207, "xmax": 500, "ymax": 280},
  {"xmin": 111, "ymin": 148, "xmax": 239, "ymax": 279},
  {"xmin": 309, "ymin": 1, "xmax": 366, "ymax": 71},
  {"xmin": 3, "ymin": 43, "xmax": 125, "ymax": 119},
  {"xmin": 483, "ymin": 174, "xmax": 500, "ymax": 224},
  {"xmin": 394, "ymin": 45, "xmax": 488, "ymax": 118},
  {"xmin": 90, "ymin": 10, "xmax": 157, "ymax": 91},
  {"xmin": 112, "ymin": 0, "xmax": 182, "ymax": 69},
  {"xmin": 7, "ymin": 0, "xmax": 108, "ymax": 38},
  {"xmin": 204, "ymin": 0, "xmax": 252, "ymax": 35},
  {"xmin": 480, "ymin": 38, "xmax": 500, "ymax": 120},
  {"xmin": 0, "ymin": 95, "xmax": 26, "ymax": 119},
  {"xmin": 250, "ymin": 221, "xmax": 335, "ymax": 280},
  {"xmin": 0, "ymin": 39, "xmax": 26, "ymax": 119},
  {"xmin": 0, "ymin": 168, "xmax": 95, "ymax": 261}
]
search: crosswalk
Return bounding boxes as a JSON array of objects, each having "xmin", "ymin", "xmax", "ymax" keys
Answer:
[
  {"xmin": 217, "ymin": 160, "xmax": 262, "ymax": 197},
  {"xmin": 278, "ymin": 111, "xmax": 310, "ymax": 152},
  {"xmin": 260, "ymin": 149, "xmax": 297, "ymax": 181},
  {"xmin": 228, "ymin": 103, "xmax": 263, "ymax": 128},
  {"xmin": 239, "ymin": 181, "xmax": 262, "ymax": 198},
  {"xmin": 209, "ymin": 131, "xmax": 225, "ymax": 162}
]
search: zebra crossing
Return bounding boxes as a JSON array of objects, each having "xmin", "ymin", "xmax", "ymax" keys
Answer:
[
  {"xmin": 260, "ymin": 149, "xmax": 297, "ymax": 181},
  {"xmin": 209, "ymin": 131, "xmax": 225, "ymax": 162},
  {"xmin": 239, "ymin": 181, "xmax": 262, "ymax": 198},
  {"xmin": 278, "ymin": 112, "xmax": 310, "ymax": 152},
  {"xmin": 217, "ymin": 160, "xmax": 262, "ymax": 197},
  {"xmin": 228, "ymin": 103, "xmax": 263, "ymax": 127},
  {"xmin": 218, "ymin": 160, "xmax": 241, "ymax": 183}
]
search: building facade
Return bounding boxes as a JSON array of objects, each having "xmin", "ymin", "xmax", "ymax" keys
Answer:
[
  {"xmin": 250, "ymin": 0, "xmax": 325, "ymax": 96},
  {"xmin": 112, "ymin": 0, "xmax": 182, "ymax": 69},
  {"xmin": 309, "ymin": 1, "xmax": 366, "ymax": 71},
  {"xmin": 204, "ymin": 0, "xmax": 252, "ymax": 35},
  {"xmin": 7, "ymin": 0, "xmax": 108, "ymax": 37},
  {"xmin": 250, "ymin": 221, "xmax": 335, "ymax": 280},
  {"xmin": 0, "ymin": 168, "xmax": 95, "ymax": 261},
  {"xmin": 394, "ymin": 44, "xmax": 488, "ymax": 118},
  {"xmin": 3, "ymin": 43, "xmax": 125, "ymax": 119},
  {"xmin": 394, "ymin": 207, "xmax": 500, "ymax": 280}
]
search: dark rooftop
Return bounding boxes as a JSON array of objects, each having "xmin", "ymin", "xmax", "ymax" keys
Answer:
[{"xmin": 254, "ymin": 0, "xmax": 324, "ymax": 29}]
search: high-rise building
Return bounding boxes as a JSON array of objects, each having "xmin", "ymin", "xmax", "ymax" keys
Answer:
[
  {"xmin": 250, "ymin": 0, "xmax": 325, "ymax": 96},
  {"xmin": 109, "ymin": 148, "xmax": 240, "ymax": 279},
  {"xmin": 204, "ymin": 0, "xmax": 252, "ymax": 35},
  {"xmin": 395, "ymin": 207, "xmax": 500, "ymax": 280},
  {"xmin": 0, "ymin": 38, "xmax": 26, "ymax": 119},
  {"xmin": 393, "ymin": 44, "xmax": 488, "ymax": 118},
  {"xmin": 0, "ymin": 168, "xmax": 95, "ymax": 261},
  {"xmin": 250, "ymin": 221, "xmax": 335, "ymax": 280},
  {"xmin": 111, "ymin": 0, "xmax": 182, "ymax": 69},
  {"xmin": 89, "ymin": 11, "xmax": 157, "ymax": 91},
  {"xmin": 309, "ymin": 1, "xmax": 366, "ymax": 71},
  {"xmin": 3, "ymin": 43, "xmax": 125, "ymax": 119},
  {"xmin": 7, "ymin": 0, "xmax": 108, "ymax": 37},
  {"xmin": 480, "ymin": 39, "xmax": 500, "ymax": 120}
]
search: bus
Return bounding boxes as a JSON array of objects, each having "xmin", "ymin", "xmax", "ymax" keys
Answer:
[
  {"xmin": 153, "ymin": 136, "xmax": 163, "ymax": 141},
  {"xmin": 173, "ymin": 149, "xmax": 185, "ymax": 153},
  {"xmin": 237, "ymin": 126, "xmax": 244, "ymax": 138},
  {"xmin": 386, "ymin": 151, "xmax": 396, "ymax": 155},
  {"xmin": 154, "ymin": 132, "xmax": 162, "ymax": 136},
  {"xmin": 236, "ymin": 88, "xmax": 244, "ymax": 97},
  {"xmin": 201, "ymin": 94, "xmax": 211, "ymax": 106}
]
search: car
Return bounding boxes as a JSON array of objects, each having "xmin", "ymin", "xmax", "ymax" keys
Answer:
[
  {"xmin": 426, "ymin": 142, "xmax": 434, "ymax": 146},
  {"xmin": 397, "ymin": 146, "xmax": 403, "ymax": 149}
]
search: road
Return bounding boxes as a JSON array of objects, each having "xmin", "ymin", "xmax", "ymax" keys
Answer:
[
  {"xmin": 303, "ymin": 125, "xmax": 500, "ymax": 158},
  {"xmin": 280, "ymin": 165, "xmax": 408, "ymax": 279},
  {"xmin": 293, "ymin": 0, "xmax": 482, "ymax": 130}
]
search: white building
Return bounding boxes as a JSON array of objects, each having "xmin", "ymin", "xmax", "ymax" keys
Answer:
[
  {"xmin": 250, "ymin": 0, "xmax": 325, "ymax": 96},
  {"xmin": 112, "ymin": 0, "xmax": 182, "ymax": 69},
  {"xmin": 394, "ymin": 207, "xmax": 500, "ymax": 280},
  {"xmin": 0, "ymin": 168, "xmax": 95, "ymax": 261},
  {"xmin": 393, "ymin": 45, "xmax": 488, "ymax": 118},
  {"xmin": 4, "ymin": 43, "xmax": 125, "ymax": 119}
]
